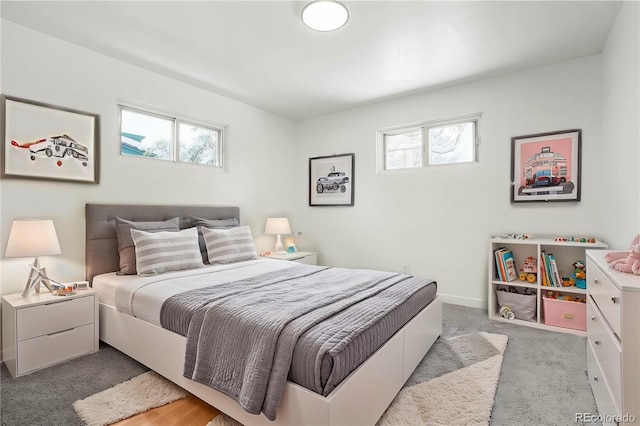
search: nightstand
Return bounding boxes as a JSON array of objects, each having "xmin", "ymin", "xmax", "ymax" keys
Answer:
[
  {"xmin": 2, "ymin": 288, "xmax": 99, "ymax": 377},
  {"xmin": 264, "ymin": 251, "xmax": 317, "ymax": 265}
]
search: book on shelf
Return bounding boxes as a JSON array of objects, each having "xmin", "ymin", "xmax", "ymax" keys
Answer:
[
  {"xmin": 549, "ymin": 254, "xmax": 562, "ymax": 287},
  {"xmin": 494, "ymin": 248, "xmax": 517, "ymax": 282},
  {"xmin": 540, "ymin": 251, "xmax": 562, "ymax": 287},
  {"xmin": 540, "ymin": 252, "xmax": 550, "ymax": 286},
  {"xmin": 501, "ymin": 250, "xmax": 518, "ymax": 282},
  {"xmin": 494, "ymin": 247, "xmax": 507, "ymax": 281}
]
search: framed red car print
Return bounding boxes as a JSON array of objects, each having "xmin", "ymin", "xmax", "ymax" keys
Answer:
[{"xmin": 511, "ymin": 129, "xmax": 581, "ymax": 203}]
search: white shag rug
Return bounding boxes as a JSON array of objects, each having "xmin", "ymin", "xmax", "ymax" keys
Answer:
[
  {"xmin": 208, "ymin": 332, "xmax": 508, "ymax": 426},
  {"xmin": 75, "ymin": 332, "xmax": 507, "ymax": 426},
  {"xmin": 73, "ymin": 371, "xmax": 188, "ymax": 426}
]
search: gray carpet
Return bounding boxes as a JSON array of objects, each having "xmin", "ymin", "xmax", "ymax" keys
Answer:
[
  {"xmin": 0, "ymin": 303, "xmax": 599, "ymax": 425},
  {"xmin": 0, "ymin": 343, "xmax": 148, "ymax": 426}
]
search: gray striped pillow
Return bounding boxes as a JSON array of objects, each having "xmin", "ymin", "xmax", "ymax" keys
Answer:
[
  {"xmin": 202, "ymin": 225, "xmax": 258, "ymax": 264},
  {"xmin": 131, "ymin": 227, "xmax": 204, "ymax": 275}
]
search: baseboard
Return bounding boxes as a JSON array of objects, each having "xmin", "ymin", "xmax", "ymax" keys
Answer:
[{"xmin": 438, "ymin": 293, "xmax": 487, "ymax": 310}]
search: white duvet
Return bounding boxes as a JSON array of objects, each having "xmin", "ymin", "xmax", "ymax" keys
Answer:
[{"xmin": 92, "ymin": 258, "xmax": 297, "ymax": 326}]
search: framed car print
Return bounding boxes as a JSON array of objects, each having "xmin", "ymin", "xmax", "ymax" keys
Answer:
[
  {"xmin": 511, "ymin": 129, "xmax": 581, "ymax": 203},
  {"xmin": 309, "ymin": 153, "xmax": 354, "ymax": 206},
  {"xmin": 1, "ymin": 95, "xmax": 99, "ymax": 183}
]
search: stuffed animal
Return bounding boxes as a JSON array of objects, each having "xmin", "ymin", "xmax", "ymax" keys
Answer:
[
  {"xmin": 573, "ymin": 260, "xmax": 586, "ymax": 279},
  {"xmin": 605, "ymin": 234, "xmax": 640, "ymax": 275}
]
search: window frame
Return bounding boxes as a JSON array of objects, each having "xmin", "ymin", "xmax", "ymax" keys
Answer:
[
  {"xmin": 377, "ymin": 112, "xmax": 481, "ymax": 173},
  {"xmin": 118, "ymin": 100, "xmax": 228, "ymax": 171}
]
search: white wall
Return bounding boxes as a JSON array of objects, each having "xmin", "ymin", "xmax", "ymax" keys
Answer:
[
  {"xmin": 0, "ymin": 21, "xmax": 297, "ymax": 295},
  {"xmin": 294, "ymin": 56, "xmax": 604, "ymax": 307},
  {"xmin": 601, "ymin": 1, "xmax": 640, "ymax": 247}
]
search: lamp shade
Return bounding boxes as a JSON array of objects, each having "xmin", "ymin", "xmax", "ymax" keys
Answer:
[
  {"xmin": 265, "ymin": 218, "xmax": 291, "ymax": 235},
  {"xmin": 5, "ymin": 220, "xmax": 61, "ymax": 258}
]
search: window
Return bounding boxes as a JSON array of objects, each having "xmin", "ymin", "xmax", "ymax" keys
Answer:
[
  {"xmin": 119, "ymin": 102, "xmax": 226, "ymax": 169},
  {"xmin": 378, "ymin": 113, "xmax": 480, "ymax": 172}
]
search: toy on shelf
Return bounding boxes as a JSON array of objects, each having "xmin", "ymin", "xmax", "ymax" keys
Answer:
[
  {"xmin": 499, "ymin": 234, "xmax": 531, "ymax": 240},
  {"xmin": 572, "ymin": 260, "xmax": 586, "ymax": 289},
  {"xmin": 553, "ymin": 236, "xmax": 597, "ymax": 243},
  {"xmin": 544, "ymin": 291, "xmax": 586, "ymax": 303},
  {"xmin": 518, "ymin": 256, "xmax": 537, "ymax": 283}
]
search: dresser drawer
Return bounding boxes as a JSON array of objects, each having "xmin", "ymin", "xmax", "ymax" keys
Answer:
[
  {"xmin": 587, "ymin": 298, "xmax": 622, "ymax": 409},
  {"xmin": 587, "ymin": 342, "xmax": 621, "ymax": 423},
  {"xmin": 588, "ymin": 263, "xmax": 621, "ymax": 337},
  {"xmin": 17, "ymin": 323, "xmax": 95, "ymax": 375},
  {"xmin": 17, "ymin": 295, "xmax": 95, "ymax": 341}
]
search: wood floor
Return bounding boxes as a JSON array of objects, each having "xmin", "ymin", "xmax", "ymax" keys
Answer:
[{"xmin": 112, "ymin": 394, "xmax": 221, "ymax": 426}]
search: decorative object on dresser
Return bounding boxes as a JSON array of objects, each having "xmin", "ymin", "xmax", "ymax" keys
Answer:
[
  {"xmin": 604, "ymin": 234, "xmax": 640, "ymax": 275},
  {"xmin": 510, "ymin": 129, "xmax": 581, "ymax": 203},
  {"xmin": 263, "ymin": 251, "xmax": 317, "ymax": 265},
  {"xmin": 264, "ymin": 217, "xmax": 291, "ymax": 254},
  {"xmin": 309, "ymin": 153, "xmax": 354, "ymax": 206},
  {"xmin": 5, "ymin": 219, "xmax": 64, "ymax": 297},
  {"xmin": 1, "ymin": 288, "xmax": 100, "ymax": 377},
  {"xmin": 488, "ymin": 235, "xmax": 607, "ymax": 334},
  {"xmin": 1, "ymin": 95, "xmax": 100, "ymax": 183},
  {"xmin": 586, "ymin": 250, "xmax": 640, "ymax": 425}
]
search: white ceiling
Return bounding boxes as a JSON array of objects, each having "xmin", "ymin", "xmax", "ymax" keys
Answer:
[{"xmin": 1, "ymin": 1, "xmax": 621, "ymax": 121}]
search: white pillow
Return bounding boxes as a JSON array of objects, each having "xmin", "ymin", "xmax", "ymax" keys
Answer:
[
  {"xmin": 202, "ymin": 225, "xmax": 258, "ymax": 264},
  {"xmin": 131, "ymin": 227, "xmax": 204, "ymax": 275}
]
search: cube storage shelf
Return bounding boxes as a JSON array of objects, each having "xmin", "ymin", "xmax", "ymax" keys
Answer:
[{"xmin": 488, "ymin": 236, "xmax": 607, "ymax": 335}]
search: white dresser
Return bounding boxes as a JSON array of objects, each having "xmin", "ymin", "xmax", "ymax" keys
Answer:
[
  {"xmin": 586, "ymin": 250, "xmax": 640, "ymax": 425},
  {"xmin": 2, "ymin": 289, "xmax": 99, "ymax": 377}
]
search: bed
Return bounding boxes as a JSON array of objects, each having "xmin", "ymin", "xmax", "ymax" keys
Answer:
[{"xmin": 86, "ymin": 204, "xmax": 442, "ymax": 426}]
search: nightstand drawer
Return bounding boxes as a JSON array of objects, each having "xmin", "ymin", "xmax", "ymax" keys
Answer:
[
  {"xmin": 17, "ymin": 323, "xmax": 95, "ymax": 375},
  {"xmin": 292, "ymin": 254, "xmax": 317, "ymax": 265},
  {"xmin": 587, "ymin": 297, "xmax": 621, "ymax": 408},
  {"xmin": 17, "ymin": 295, "xmax": 94, "ymax": 341},
  {"xmin": 588, "ymin": 265, "xmax": 621, "ymax": 337}
]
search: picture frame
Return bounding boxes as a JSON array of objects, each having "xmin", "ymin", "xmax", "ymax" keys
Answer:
[
  {"xmin": 309, "ymin": 153, "xmax": 354, "ymax": 206},
  {"xmin": 511, "ymin": 129, "xmax": 581, "ymax": 203},
  {"xmin": 1, "ymin": 95, "xmax": 100, "ymax": 183}
]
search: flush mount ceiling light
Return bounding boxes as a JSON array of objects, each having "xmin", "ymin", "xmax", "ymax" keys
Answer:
[{"xmin": 302, "ymin": 1, "xmax": 349, "ymax": 32}]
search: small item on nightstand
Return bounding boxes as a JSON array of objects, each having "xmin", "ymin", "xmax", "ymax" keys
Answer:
[{"xmin": 55, "ymin": 286, "xmax": 76, "ymax": 296}]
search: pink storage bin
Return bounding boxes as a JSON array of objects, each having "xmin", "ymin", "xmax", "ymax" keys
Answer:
[{"xmin": 542, "ymin": 297, "xmax": 587, "ymax": 331}]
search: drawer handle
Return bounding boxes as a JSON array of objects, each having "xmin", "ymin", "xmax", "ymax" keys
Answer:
[
  {"xmin": 44, "ymin": 299, "xmax": 75, "ymax": 307},
  {"xmin": 594, "ymin": 340, "xmax": 601, "ymax": 345},
  {"xmin": 591, "ymin": 316, "xmax": 596, "ymax": 321},
  {"xmin": 611, "ymin": 297, "xmax": 618, "ymax": 304},
  {"xmin": 593, "ymin": 376, "xmax": 599, "ymax": 382},
  {"xmin": 594, "ymin": 278, "xmax": 599, "ymax": 285},
  {"xmin": 47, "ymin": 328, "xmax": 75, "ymax": 337}
]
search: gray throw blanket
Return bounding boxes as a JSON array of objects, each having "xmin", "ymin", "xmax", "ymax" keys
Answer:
[{"xmin": 160, "ymin": 265, "xmax": 428, "ymax": 420}]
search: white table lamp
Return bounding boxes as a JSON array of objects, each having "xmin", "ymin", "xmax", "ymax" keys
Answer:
[
  {"xmin": 5, "ymin": 220, "xmax": 62, "ymax": 297},
  {"xmin": 265, "ymin": 217, "xmax": 291, "ymax": 254}
]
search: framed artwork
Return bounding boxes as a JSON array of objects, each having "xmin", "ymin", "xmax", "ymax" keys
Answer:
[
  {"xmin": 309, "ymin": 153, "xmax": 354, "ymax": 206},
  {"xmin": 511, "ymin": 129, "xmax": 581, "ymax": 203},
  {"xmin": 1, "ymin": 95, "xmax": 99, "ymax": 183}
]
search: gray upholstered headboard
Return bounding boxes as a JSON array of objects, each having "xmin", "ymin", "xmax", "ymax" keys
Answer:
[{"xmin": 85, "ymin": 204, "xmax": 240, "ymax": 284}]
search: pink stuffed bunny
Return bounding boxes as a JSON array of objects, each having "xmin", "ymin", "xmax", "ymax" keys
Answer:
[{"xmin": 605, "ymin": 234, "xmax": 640, "ymax": 275}]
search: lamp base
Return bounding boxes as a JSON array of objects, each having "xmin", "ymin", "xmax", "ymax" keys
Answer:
[
  {"xmin": 274, "ymin": 234, "xmax": 286, "ymax": 255},
  {"xmin": 21, "ymin": 258, "xmax": 54, "ymax": 298}
]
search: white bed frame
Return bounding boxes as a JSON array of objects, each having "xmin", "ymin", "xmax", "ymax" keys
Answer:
[
  {"xmin": 99, "ymin": 295, "xmax": 442, "ymax": 426},
  {"xmin": 86, "ymin": 204, "xmax": 442, "ymax": 425}
]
